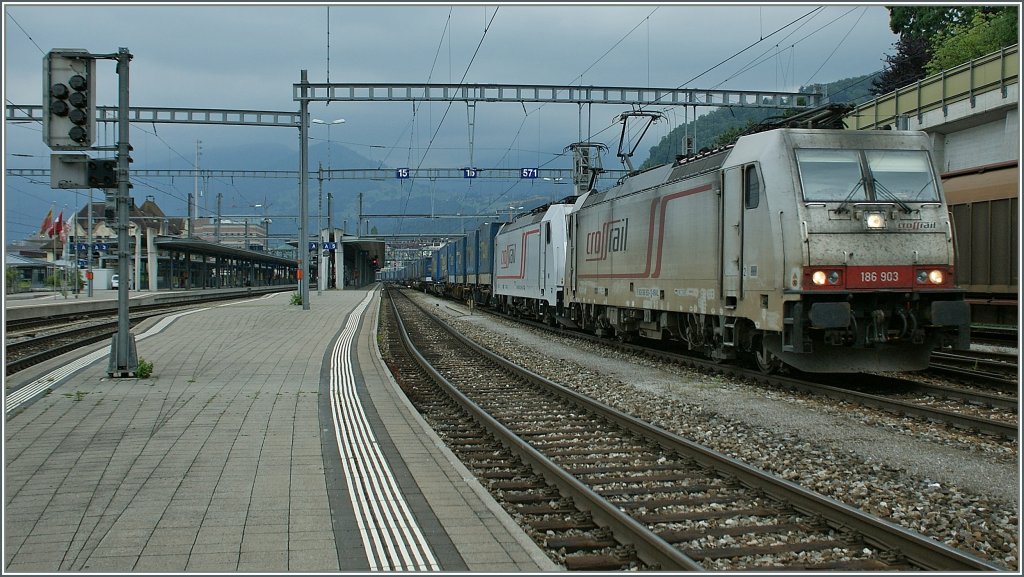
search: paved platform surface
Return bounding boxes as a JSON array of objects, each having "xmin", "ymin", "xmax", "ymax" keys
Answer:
[{"xmin": 4, "ymin": 287, "xmax": 558, "ymax": 572}]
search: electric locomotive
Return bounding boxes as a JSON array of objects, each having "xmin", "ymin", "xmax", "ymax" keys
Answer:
[
  {"xmin": 562, "ymin": 126, "xmax": 970, "ymax": 373},
  {"xmin": 492, "ymin": 198, "xmax": 576, "ymax": 323}
]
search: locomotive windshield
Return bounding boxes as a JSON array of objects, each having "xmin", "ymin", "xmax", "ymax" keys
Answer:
[
  {"xmin": 795, "ymin": 149, "xmax": 865, "ymax": 202},
  {"xmin": 796, "ymin": 148, "xmax": 938, "ymax": 203},
  {"xmin": 864, "ymin": 150, "xmax": 938, "ymax": 202}
]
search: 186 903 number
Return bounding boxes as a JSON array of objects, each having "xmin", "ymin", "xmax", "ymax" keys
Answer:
[
  {"xmin": 860, "ymin": 270, "xmax": 899, "ymax": 283},
  {"xmin": 847, "ymin": 266, "xmax": 913, "ymax": 288}
]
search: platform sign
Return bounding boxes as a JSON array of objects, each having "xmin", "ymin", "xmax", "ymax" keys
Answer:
[
  {"xmin": 463, "ymin": 168, "xmax": 477, "ymax": 178},
  {"xmin": 520, "ymin": 168, "xmax": 538, "ymax": 179},
  {"xmin": 309, "ymin": 242, "xmax": 318, "ymax": 251},
  {"xmin": 324, "ymin": 241, "xmax": 337, "ymax": 250},
  {"xmin": 75, "ymin": 243, "xmax": 88, "ymax": 251},
  {"xmin": 396, "ymin": 168, "xmax": 410, "ymax": 179},
  {"xmin": 93, "ymin": 243, "xmax": 108, "ymax": 251}
]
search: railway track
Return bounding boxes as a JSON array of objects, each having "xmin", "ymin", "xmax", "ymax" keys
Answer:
[
  {"xmin": 927, "ymin": 351, "xmax": 1018, "ymax": 392},
  {"xmin": 381, "ymin": 287, "xmax": 1001, "ymax": 571},
  {"xmin": 779, "ymin": 373, "xmax": 1017, "ymax": 441},
  {"xmin": 461, "ymin": 301, "xmax": 1018, "ymax": 441},
  {"xmin": 5, "ymin": 319, "xmax": 131, "ymax": 375},
  {"xmin": 969, "ymin": 325, "xmax": 1019, "ymax": 348}
]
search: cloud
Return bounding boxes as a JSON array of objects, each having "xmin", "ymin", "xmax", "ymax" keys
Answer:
[{"xmin": 4, "ymin": 3, "xmax": 898, "ymax": 237}]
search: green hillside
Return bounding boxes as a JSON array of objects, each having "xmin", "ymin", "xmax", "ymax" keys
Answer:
[{"xmin": 640, "ymin": 73, "xmax": 880, "ymax": 169}]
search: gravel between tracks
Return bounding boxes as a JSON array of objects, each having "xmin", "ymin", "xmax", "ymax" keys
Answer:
[{"xmin": 410, "ymin": 293, "xmax": 1019, "ymax": 570}]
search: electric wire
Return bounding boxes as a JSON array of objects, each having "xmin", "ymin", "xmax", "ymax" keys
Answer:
[
  {"xmin": 397, "ymin": 7, "xmax": 500, "ymax": 236},
  {"xmin": 5, "ymin": 11, "xmax": 44, "ymax": 54},
  {"xmin": 455, "ymin": 6, "xmax": 661, "ymax": 233}
]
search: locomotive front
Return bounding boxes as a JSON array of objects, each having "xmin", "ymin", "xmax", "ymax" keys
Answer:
[{"xmin": 776, "ymin": 129, "xmax": 970, "ymax": 372}]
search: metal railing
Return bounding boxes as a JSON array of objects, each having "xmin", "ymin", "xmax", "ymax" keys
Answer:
[{"xmin": 845, "ymin": 45, "xmax": 1018, "ymax": 130}]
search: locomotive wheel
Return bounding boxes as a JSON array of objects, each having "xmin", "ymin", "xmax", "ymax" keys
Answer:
[{"xmin": 755, "ymin": 338, "xmax": 783, "ymax": 374}]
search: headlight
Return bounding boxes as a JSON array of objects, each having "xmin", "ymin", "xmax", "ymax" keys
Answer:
[
  {"xmin": 917, "ymin": 269, "xmax": 945, "ymax": 284},
  {"xmin": 811, "ymin": 270, "xmax": 841, "ymax": 286},
  {"xmin": 865, "ymin": 212, "xmax": 886, "ymax": 229}
]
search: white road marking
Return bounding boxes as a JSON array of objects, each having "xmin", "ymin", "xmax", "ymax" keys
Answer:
[{"xmin": 328, "ymin": 291, "xmax": 440, "ymax": 571}]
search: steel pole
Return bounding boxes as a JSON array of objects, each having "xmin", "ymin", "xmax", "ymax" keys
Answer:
[
  {"xmin": 327, "ymin": 192, "xmax": 333, "ymax": 289},
  {"xmin": 87, "ymin": 189, "xmax": 93, "ymax": 297},
  {"xmin": 298, "ymin": 70, "xmax": 310, "ymax": 310},
  {"xmin": 108, "ymin": 47, "xmax": 138, "ymax": 376},
  {"xmin": 317, "ymin": 162, "xmax": 323, "ymax": 296}
]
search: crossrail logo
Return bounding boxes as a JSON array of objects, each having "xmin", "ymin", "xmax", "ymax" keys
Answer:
[
  {"xmin": 896, "ymin": 221, "xmax": 938, "ymax": 230},
  {"xmin": 585, "ymin": 217, "xmax": 628, "ymax": 262},
  {"xmin": 500, "ymin": 244, "xmax": 516, "ymax": 269}
]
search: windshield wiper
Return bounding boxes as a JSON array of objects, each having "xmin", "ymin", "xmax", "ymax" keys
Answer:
[
  {"xmin": 871, "ymin": 178, "xmax": 913, "ymax": 213},
  {"xmin": 834, "ymin": 177, "xmax": 865, "ymax": 214}
]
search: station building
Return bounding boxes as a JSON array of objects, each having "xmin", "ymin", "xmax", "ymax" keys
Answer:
[{"xmin": 17, "ymin": 196, "xmax": 383, "ymax": 292}]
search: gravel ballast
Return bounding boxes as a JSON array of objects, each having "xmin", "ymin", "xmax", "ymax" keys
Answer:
[{"xmin": 409, "ymin": 294, "xmax": 1019, "ymax": 570}]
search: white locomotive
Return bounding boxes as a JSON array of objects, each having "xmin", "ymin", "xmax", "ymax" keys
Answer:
[
  {"xmin": 490, "ymin": 115, "xmax": 970, "ymax": 373},
  {"xmin": 493, "ymin": 201, "xmax": 574, "ymax": 322}
]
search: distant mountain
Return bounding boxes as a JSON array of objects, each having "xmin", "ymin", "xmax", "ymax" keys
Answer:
[{"xmin": 640, "ymin": 72, "xmax": 881, "ymax": 169}]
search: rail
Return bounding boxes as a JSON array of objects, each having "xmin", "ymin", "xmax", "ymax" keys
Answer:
[{"xmin": 386, "ymin": 287, "xmax": 1004, "ymax": 571}]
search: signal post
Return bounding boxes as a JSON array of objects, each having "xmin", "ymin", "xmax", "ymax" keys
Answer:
[{"xmin": 43, "ymin": 47, "xmax": 138, "ymax": 377}]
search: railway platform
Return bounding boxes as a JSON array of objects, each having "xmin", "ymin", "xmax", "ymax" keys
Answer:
[
  {"xmin": 4, "ymin": 286, "xmax": 291, "ymax": 324},
  {"xmin": 3, "ymin": 286, "xmax": 557, "ymax": 572}
]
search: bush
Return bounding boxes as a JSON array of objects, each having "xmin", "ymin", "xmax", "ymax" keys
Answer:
[
  {"xmin": 290, "ymin": 292, "xmax": 302, "ymax": 305},
  {"xmin": 137, "ymin": 357, "xmax": 154, "ymax": 379}
]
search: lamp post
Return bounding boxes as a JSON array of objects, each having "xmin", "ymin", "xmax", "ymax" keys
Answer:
[
  {"xmin": 497, "ymin": 205, "xmax": 524, "ymax": 222},
  {"xmin": 249, "ymin": 202, "xmax": 269, "ymax": 250},
  {"xmin": 311, "ymin": 118, "xmax": 344, "ymax": 295},
  {"xmin": 543, "ymin": 176, "xmax": 567, "ymax": 201},
  {"xmin": 311, "ymin": 118, "xmax": 345, "ymax": 164}
]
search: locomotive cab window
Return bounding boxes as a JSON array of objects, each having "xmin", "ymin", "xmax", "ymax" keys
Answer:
[
  {"xmin": 744, "ymin": 164, "xmax": 760, "ymax": 209},
  {"xmin": 796, "ymin": 149, "xmax": 865, "ymax": 202},
  {"xmin": 865, "ymin": 150, "xmax": 938, "ymax": 202},
  {"xmin": 797, "ymin": 148, "xmax": 939, "ymax": 205}
]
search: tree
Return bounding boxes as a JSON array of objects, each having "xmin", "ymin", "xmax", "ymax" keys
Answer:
[
  {"xmin": 5, "ymin": 266, "xmax": 18, "ymax": 294},
  {"xmin": 925, "ymin": 8, "xmax": 1019, "ymax": 74},
  {"xmin": 711, "ymin": 122, "xmax": 755, "ymax": 149},
  {"xmin": 880, "ymin": 6, "xmax": 1018, "ymax": 89},
  {"xmin": 871, "ymin": 34, "xmax": 932, "ymax": 95},
  {"xmin": 888, "ymin": 6, "xmax": 967, "ymax": 40}
]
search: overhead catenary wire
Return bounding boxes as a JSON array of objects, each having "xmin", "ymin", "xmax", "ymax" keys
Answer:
[
  {"xmin": 6, "ymin": 11, "xmax": 44, "ymax": 54},
  {"xmin": 803, "ymin": 7, "xmax": 869, "ymax": 85},
  {"xmin": 473, "ymin": 6, "xmax": 662, "ymax": 222},
  {"xmin": 711, "ymin": 6, "xmax": 859, "ymax": 91},
  {"xmin": 397, "ymin": 6, "xmax": 500, "ymax": 237}
]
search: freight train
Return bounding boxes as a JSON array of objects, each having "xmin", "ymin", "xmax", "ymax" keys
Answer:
[{"xmin": 383, "ymin": 113, "xmax": 971, "ymax": 373}]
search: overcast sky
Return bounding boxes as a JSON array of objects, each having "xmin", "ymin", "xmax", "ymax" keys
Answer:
[{"xmin": 4, "ymin": 2, "xmax": 900, "ymax": 240}]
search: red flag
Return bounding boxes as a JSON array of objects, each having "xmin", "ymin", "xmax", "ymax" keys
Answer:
[
  {"xmin": 39, "ymin": 207, "xmax": 53, "ymax": 236},
  {"xmin": 49, "ymin": 210, "xmax": 63, "ymax": 238}
]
